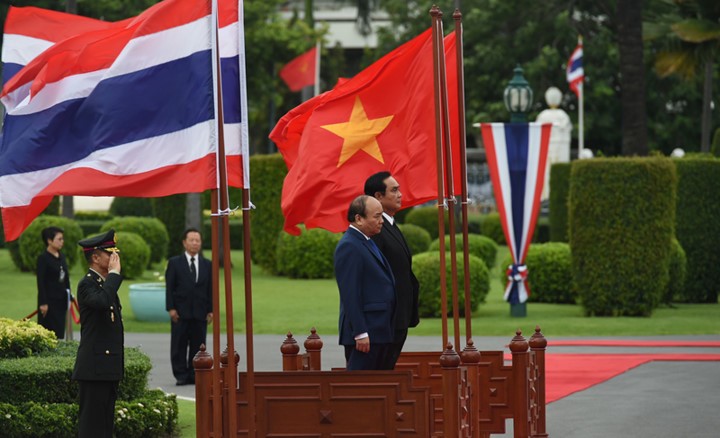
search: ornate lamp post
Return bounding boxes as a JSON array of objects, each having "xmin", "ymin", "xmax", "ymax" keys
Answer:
[{"xmin": 503, "ymin": 65, "xmax": 533, "ymax": 123}]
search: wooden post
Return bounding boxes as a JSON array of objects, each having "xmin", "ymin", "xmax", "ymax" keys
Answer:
[
  {"xmin": 510, "ymin": 330, "xmax": 530, "ymax": 438},
  {"xmin": 460, "ymin": 340, "xmax": 481, "ymax": 438},
  {"xmin": 530, "ymin": 326, "xmax": 548, "ymax": 438},
  {"xmin": 440, "ymin": 343, "xmax": 461, "ymax": 437},
  {"xmin": 220, "ymin": 346, "xmax": 240, "ymax": 438},
  {"xmin": 193, "ymin": 344, "xmax": 214, "ymax": 437},
  {"xmin": 281, "ymin": 332, "xmax": 300, "ymax": 371},
  {"xmin": 304, "ymin": 327, "xmax": 323, "ymax": 371}
]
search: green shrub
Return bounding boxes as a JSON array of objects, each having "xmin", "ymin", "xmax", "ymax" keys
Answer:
[
  {"xmin": 548, "ymin": 162, "xmax": 571, "ymax": 242},
  {"xmin": 6, "ymin": 240, "xmax": 25, "ymax": 271},
  {"xmin": 276, "ymin": 227, "xmax": 341, "ymax": 279},
  {"xmin": 0, "ymin": 391, "xmax": 177, "ymax": 438},
  {"xmin": 498, "ymin": 242, "xmax": 574, "ymax": 304},
  {"xmin": 0, "ymin": 318, "xmax": 58, "ymax": 359},
  {"xmin": 109, "ymin": 197, "xmax": 153, "ymax": 217},
  {"xmin": 18, "ymin": 216, "xmax": 83, "ymax": 273},
  {"xmin": 430, "ymin": 233, "xmax": 498, "ymax": 268},
  {"xmin": 76, "ymin": 219, "xmax": 105, "ymax": 236},
  {"xmin": 535, "ymin": 216, "xmax": 550, "ymax": 243},
  {"xmin": 152, "ymin": 194, "xmax": 187, "ymax": 258},
  {"xmin": 201, "ymin": 217, "xmax": 243, "ymax": 251},
  {"xmin": 73, "ymin": 211, "xmax": 113, "ymax": 221},
  {"xmin": 397, "ymin": 223, "xmax": 431, "ymax": 255},
  {"xmin": 0, "ymin": 342, "xmax": 151, "ymax": 404},
  {"xmin": 100, "ymin": 217, "xmax": 168, "ymax": 265},
  {"xmin": 711, "ymin": 127, "xmax": 720, "ymax": 157},
  {"xmin": 42, "ymin": 197, "xmax": 60, "ymax": 216},
  {"xmin": 413, "ymin": 251, "xmax": 489, "ymax": 317},
  {"xmin": 664, "ymin": 238, "xmax": 687, "ymax": 304},
  {"xmin": 404, "ymin": 206, "xmax": 449, "ymax": 239},
  {"xmin": 79, "ymin": 231, "xmax": 149, "ymax": 279},
  {"xmin": 674, "ymin": 158, "xmax": 720, "ymax": 303},
  {"xmin": 466, "ymin": 214, "xmax": 482, "ymax": 234},
  {"xmin": 569, "ymin": 157, "xmax": 676, "ymax": 316},
  {"xmin": 479, "ymin": 212, "xmax": 505, "ymax": 245},
  {"xmin": 0, "ymin": 208, "xmax": 4, "ymax": 248},
  {"xmin": 249, "ymin": 154, "xmax": 287, "ymax": 272}
]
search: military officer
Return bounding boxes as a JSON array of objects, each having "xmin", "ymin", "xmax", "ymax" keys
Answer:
[{"xmin": 71, "ymin": 229, "xmax": 123, "ymax": 438}]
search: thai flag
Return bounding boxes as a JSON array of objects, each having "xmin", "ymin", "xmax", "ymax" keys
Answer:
[
  {"xmin": 480, "ymin": 123, "xmax": 552, "ymax": 304},
  {"xmin": 566, "ymin": 40, "xmax": 584, "ymax": 97},
  {"xmin": 0, "ymin": 0, "xmax": 249, "ymax": 242}
]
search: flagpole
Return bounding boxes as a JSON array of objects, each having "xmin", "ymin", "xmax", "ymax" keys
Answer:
[
  {"xmin": 430, "ymin": 5, "xmax": 449, "ymax": 351},
  {"xmin": 314, "ymin": 40, "xmax": 320, "ymax": 97},
  {"xmin": 452, "ymin": 9, "xmax": 473, "ymax": 345}
]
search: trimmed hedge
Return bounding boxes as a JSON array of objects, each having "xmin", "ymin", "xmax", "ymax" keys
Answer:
[
  {"xmin": 201, "ymin": 217, "xmax": 244, "ymax": 251},
  {"xmin": 404, "ymin": 206, "xmax": 449, "ymax": 240},
  {"xmin": 18, "ymin": 216, "xmax": 84, "ymax": 273},
  {"xmin": 430, "ymin": 233, "xmax": 498, "ymax": 269},
  {"xmin": 479, "ymin": 212, "xmax": 505, "ymax": 245},
  {"xmin": 249, "ymin": 154, "xmax": 287, "ymax": 273},
  {"xmin": 276, "ymin": 227, "xmax": 341, "ymax": 279},
  {"xmin": 665, "ymin": 238, "xmax": 687, "ymax": 304},
  {"xmin": 413, "ymin": 251, "xmax": 489, "ymax": 317},
  {"xmin": 79, "ymin": 231, "xmax": 150, "ymax": 279},
  {"xmin": 569, "ymin": 157, "xmax": 676, "ymax": 316},
  {"xmin": 152, "ymin": 194, "xmax": 187, "ymax": 258},
  {"xmin": 101, "ymin": 217, "xmax": 169, "ymax": 265},
  {"xmin": 499, "ymin": 242, "xmax": 575, "ymax": 304},
  {"xmin": 0, "ymin": 318, "xmax": 58, "ymax": 359},
  {"xmin": 674, "ymin": 158, "xmax": 720, "ymax": 303},
  {"xmin": 109, "ymin": 197, "xmax": 153, "ymax": 217},
  {"xmin": 397, "ymin": 223, "xmax": 432, "ymax": 255},
  {"xmin": 73, "ymin": 211, "xmax": 112, "ymax": 221},
  {"xmin": 548, "ymin": 162, "xmax": 571, "ymax": 242}
]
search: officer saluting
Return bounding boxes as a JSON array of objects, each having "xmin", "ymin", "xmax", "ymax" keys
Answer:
[{"xmin": 71, "ymin": 229, "xmax": 123, "ymax": 438}]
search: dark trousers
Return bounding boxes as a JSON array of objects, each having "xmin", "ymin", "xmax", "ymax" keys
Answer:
[
  {"xmin": 170, "ymin": 318, "xmax": 207, "ymax": 382},
  {"xmin": 78, "ymin": 380, "xmax": 118, "ymax": 438},
  {"xmin": 344, "ymin": 343, "xmax": 392, "ymax": 370},
  {"xmin": 380, "ymin": 329, "xmax": 408, "ymax": 370},
  {"xmin": 38, "ymin": 298, "xmax": 67, "ymax": 339}
]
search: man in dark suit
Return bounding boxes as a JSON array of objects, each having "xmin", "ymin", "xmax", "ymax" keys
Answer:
[
  {"xmin": 72, "ymin": 229, "xmax": 123, "ymax": 438},
  {"xmin": 165, "ymin": 228, "xmax": 213, "ymax": 385},
  {"xmin": 365, "ymin": 171, "xmax": 420, "ymax": 370},
  {"xmin": 335, "ymin": 195, "xmax": 396, "ymax": 370}
]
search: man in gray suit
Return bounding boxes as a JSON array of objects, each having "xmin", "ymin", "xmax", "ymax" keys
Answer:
[{"xmin": 365, "ymin": 171, "xmax": 420, "ymax": 369}]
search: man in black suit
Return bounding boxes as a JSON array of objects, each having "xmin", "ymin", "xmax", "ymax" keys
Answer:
[
  {"xmin": 335, "ymin": 195, "xmax": 396, "ymax": 370},
  {"xmin": 72, "ymin": 229, "xmax": 123, "ymax": 438},
  {"xmin": 365, "ymin": 171, "xmax": 420, "ymax": 370},
  {"xmin": 165, "ymin": 228, "xmax": 213, "ymax": 385}
]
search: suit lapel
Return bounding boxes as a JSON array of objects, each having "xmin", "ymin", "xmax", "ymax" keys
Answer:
[{"xmin": 384, "ymin": 221, "xmax": 412, "ymax": 258}]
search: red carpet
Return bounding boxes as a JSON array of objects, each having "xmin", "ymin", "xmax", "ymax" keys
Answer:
[
  {"xmin": 542, "ymin": 353, "xmax": 720, "ymax": 403},
  {"xmin": 549, "ymin": 340, "xmax": 720, "ymax": 348}
]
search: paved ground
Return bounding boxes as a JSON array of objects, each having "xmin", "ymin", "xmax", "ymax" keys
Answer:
[{"xmin": 125, "ymin": 332, "xmax": 720, "ymax": 437}]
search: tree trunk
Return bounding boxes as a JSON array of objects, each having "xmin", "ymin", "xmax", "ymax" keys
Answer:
[
  {"xmin": 61, "ymin": 196, "xmax": 74, "ymax": 219},
  {"xmin": 185, "ymin": 193, "xmax": 202, "ymax": 231},
  {"xmin": 616, "ymin": 0, "xmax": 648, "ymax": 156},
  {"xmin": 701, "ymin": 60, "xmax": 713, "ymax": 153}
]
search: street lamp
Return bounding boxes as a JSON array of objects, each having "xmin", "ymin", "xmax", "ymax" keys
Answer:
[{"xmin": 503, "ymin": 64, "xmax": 533, "ymax": 123}]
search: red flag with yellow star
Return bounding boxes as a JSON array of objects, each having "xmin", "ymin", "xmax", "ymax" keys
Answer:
[
  {"xmin": 271, "ymin": 28, "xmax": 460, "ymax": 235},
  {"xmin": 279, "ymin": 46, "xmax": 317, "ymax": 91}
]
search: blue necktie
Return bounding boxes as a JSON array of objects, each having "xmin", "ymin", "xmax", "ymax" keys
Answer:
[{"xmin": 368, "ymin": 240, "xmax": 384, "ymax": 265}]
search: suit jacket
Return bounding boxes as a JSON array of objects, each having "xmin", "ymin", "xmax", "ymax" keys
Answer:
[
  {"xmin": 335, "ymin": 227, "xmax": 396, "ymax": 346},
  {"xmin": 165, "ymin": 253, "xmax": 212, "ymax": 320},
  {"xmin": 372, "ymin": 219, "xmax": 420, "ymax": 329},
  {"xmin": 72, "ymin": 270, "xmax": 124, "ymax": 382}
]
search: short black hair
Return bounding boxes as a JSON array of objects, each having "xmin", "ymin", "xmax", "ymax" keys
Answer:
[
  {"xmin": 364, "ymin": 171, "xmax": 392, "ymax": 197},
  {"xmin": 347, "ymin": 195, "xmax": 371, "ymax": 222},
  {"xmin": 183, "ymin": 228, "xmax": 202, "ymax": 241},
  {"xmin": 41, "ymin": 226, "xmax": 63, "ymax": 245}
]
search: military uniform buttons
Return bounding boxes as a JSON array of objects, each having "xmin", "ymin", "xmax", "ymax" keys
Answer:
[{"xmin": 105, "ymin": 350, "xmax": 110, "ymax": 355}]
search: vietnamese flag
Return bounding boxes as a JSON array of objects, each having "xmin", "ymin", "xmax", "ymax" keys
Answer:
[
  {"xmin": 270, "ymin": 28, "xmax": 461, "ymax": 235},
  {"xmin": 279, "ymin": 46, "xmax": 317, "ymax": 91}
]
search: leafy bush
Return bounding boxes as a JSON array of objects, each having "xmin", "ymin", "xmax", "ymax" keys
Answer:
[
  {"xmin": 430, "ymin": 233, "xmax": 498, "ymax": 269},
  {"xmin": 413, "ymin": 251, "xmax": 489, "ymax": 317},
  {"xmin": 0, "ymin": 318, "xmax": 58, "ymax": 359},
  {"xmin": 76, "ymin": 220, "xmax": 105, "ymax": 237},
  {"xmin": 201, "ymin": 217, "xmax": 243, "ymax": 251},
  {"xmin": 397, "ymin": 223, "xmax": 431, "ymax": 255},
  {"xmin": 479, "ymin": 212, "xmax": 505, "ymax": 245},
  {"xmin": 0, "ymin": 390, "xmax": 177, "ymax": 438},
  {"xmin": 79, "ymin": 231, "xmax": 149, "ymax": 279},
  {"xmin": 404, "ymin": 206, "xmax": 449, "ymax": 239},
  {"xmin": 152, "ymin": 194, "xmax": 187, "ymax": 258},
  {"xmin": 6, "ymin": 240, "xmax": 25, "ymax": 271},
  {"xmin": 498, "ymin": 242, "xmax": 575, "ymax": 304},
  {"xmin": 276, "ymin": 227, "xmax": 341, "ymax": 279},
  {"xmin": 18, "ymin": 216, "xmax": 84, "ymax": 273},
  {"xmin": 664, "ymin": 238, "xmax": 687, "ymax": 304},
  {"xmin": 466, "ymin": 213, "xmax": 482, "ymax": 234},
  {"xmin": 674, "ymin": 158, "xmax": 720, "ymax": 303},
  {"xmin": 73, "ymin": 211, "xmax": 113, "ymax": 221},
  {"xmin": 109, "ymin": 197, "xmax": 153, "ymax": 217},
  {"xmin": 100, "ymin": 217, "xmax": 168, "ymax": 265},
  {"xmin": 570, "ymin": 157, "xmax": 676, "ymax": 316},
  {"xmin": 548, "ymin": 162, "xmax": 571, "ymax": 242},
  {"xmin": 0, "ymin": 342, "xmax": 151, "ymax": 404}
]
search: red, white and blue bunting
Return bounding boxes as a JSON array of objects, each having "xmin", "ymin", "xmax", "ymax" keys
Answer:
[{"xmin": 480, "ymin": 123, "xmax": 552, "ymax": 304}]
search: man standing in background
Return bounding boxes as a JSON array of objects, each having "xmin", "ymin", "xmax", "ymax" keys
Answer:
[
  {"xmin": 165, "ymin": 228, "xmax": 213, "ymax": 385},
  {"xmin": 365, "ymin": 171, "xmax": 420, "ymax": 369}
]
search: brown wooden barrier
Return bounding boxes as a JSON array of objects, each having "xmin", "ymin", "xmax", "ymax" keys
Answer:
[{"xmin": 194, "ymin": 327, "xmax": 547, "ymax": 437}]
